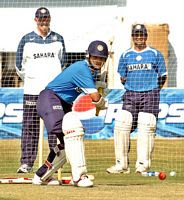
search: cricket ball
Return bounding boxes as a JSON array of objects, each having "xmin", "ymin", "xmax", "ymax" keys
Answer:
[{"xmin": 158, "ymin": 172, "xmax": 167, "ymax": 180}]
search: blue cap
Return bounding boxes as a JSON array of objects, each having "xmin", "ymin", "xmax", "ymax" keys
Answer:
[
  {"xmin": 132, "ymin": 24, "xmax": 147, "ymax": 36},
  {"xmin": 88, "ymin": 40, "xmax": 108, "ymax": 58},
  {"xmin": 35, "ymin": 7, "xmax": 50, "ymax": 19}
]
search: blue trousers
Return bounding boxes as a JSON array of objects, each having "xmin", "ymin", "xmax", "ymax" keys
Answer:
[
  {"xmin": 20, "ymin": 94, "xmax": 57, "ymax": 167},
  {"xmin": 36, "ymin": 89, "xmax": 72, "ymax": 145},
  {"xmin": 122, "ymin": 88, "xmax": 160, "ymax": 132}
]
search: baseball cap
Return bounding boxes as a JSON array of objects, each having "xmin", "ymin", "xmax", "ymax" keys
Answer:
[
  {"xmin": 132, "ymin": 24, "xmax": 147, "ymax": 36},
  {"xmin": 35, "ymin": 7, "xmax": 50, "ymax": 19}
]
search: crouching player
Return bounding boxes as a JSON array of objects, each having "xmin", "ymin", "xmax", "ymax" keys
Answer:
[
  {"xmin": 32, "ymin": 40, "xmax": 109, "ymax": 187},
  {"xmin": 106, "ymin": 24, "xmax": 167, "ymax": 174}
]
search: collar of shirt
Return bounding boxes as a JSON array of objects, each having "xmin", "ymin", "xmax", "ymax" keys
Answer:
[
  {"xmin": 132, "ymin": 45, "xmax": 149, "ymax": 53},
  {"xmin": 34, "ymin": 28, "xmax": 51, "ymax": 40},
  {"xmin": 85, "ymin": 59, "xmax": 95, "ymax": 75},
  {"xmin": 85, "ymin": 59, "xmax": 90, "ymax": 66}
]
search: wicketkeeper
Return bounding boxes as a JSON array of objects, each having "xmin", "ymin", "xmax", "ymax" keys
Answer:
[
  {"xmin": 107, "ymin": 24, "xmax": 167, "ymax": 174},
  {"xmin": 32, "ymin": 40, "xmax": 109, "ymax": 187}
]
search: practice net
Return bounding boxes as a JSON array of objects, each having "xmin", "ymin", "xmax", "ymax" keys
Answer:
[{"xmin": 0, "ymin": 0, "xmax": 183, "ymax": 189}]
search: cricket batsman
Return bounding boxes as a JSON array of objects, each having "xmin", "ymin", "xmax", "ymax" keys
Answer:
[
  {"xmin": 106, "ymin": 24, "xmax": 167, "ymax": 174},
  {"xmin": 32, "ymin": 40, "xmax": 109, "ymax": 187}
]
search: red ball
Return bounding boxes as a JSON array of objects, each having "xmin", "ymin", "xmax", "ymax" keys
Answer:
[
  {"xmin": 62, "ymin": 179, "xmax": 71, "ymax": 184},
  {"xmin": 158, "ymin": 172, "xmax": 167, "ymax": 180}
]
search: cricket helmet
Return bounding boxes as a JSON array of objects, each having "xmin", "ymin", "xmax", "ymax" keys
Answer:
[{"xmin": 87, "ymin": 40, "xmax": 108, "ymax": 58}]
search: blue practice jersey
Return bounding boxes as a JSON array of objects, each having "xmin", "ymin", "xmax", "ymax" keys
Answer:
[
  {"xmin": 46, "ymin": 60, "xmax": 97, "ymax": 104},
  {"xmin": 118, "ymin": 46, "xmax": 167, "ymax": 92}
]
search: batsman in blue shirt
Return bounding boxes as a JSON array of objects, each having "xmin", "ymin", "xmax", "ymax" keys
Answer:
[
  {"xmin": 32, "ymin": 40, "xmax": 109, "ymax": 187},
  {"xmin": 107, "ymin": 24, "xmax": 167, "ymax": 174}
]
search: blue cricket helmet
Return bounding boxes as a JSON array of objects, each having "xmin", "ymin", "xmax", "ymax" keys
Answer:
[{"xmin": 87, "ymin": 40, "xmax": 108, "ymax": 58}]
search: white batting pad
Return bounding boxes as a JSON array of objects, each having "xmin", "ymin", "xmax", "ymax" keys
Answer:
[
  {"xmin": 136, "ymin": 112, "xmax": 156, "ymax": 171},
  {"xmin": 62, "ymin": 111, "xmax": 84, "ymax": 135},
  {"xmin": 114, "ymin": 110, "xmax": 132, "ymax": 169},
  {"xmin": 62, "ymin": 112, "xmax": 87, "ymax": 182}
]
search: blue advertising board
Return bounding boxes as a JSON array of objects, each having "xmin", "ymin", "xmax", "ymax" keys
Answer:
[{"xmin": 0, "ymin": 88, "xmax": 184, "ymax": 139}]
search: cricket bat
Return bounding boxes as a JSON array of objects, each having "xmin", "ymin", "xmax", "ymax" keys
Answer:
[
  {"xmin": 39, "ymin": 118, "xmax": 63, "ymax": 181},
  {"xmin": 96, "ymin": 37, "xmax": 114, "ymax": 116}
]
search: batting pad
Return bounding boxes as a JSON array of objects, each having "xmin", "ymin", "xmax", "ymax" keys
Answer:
[
  {"xmin": 136, "ymin": 112, "xmax": 156, "ymax": 170},
  {"xmin": 62, "ymin": 112, "xmax": 87, "ymax": 182},
  {"xmin": 114, "ymin": 110, "xmax": 132, "ymax": 169}
]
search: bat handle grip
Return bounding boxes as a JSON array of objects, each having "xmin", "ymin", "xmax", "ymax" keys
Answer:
[{"xmin": 95, "ymin": 87, "xmax": 104, "ymax": 116}]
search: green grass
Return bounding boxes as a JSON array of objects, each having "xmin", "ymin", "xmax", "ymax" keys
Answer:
[{"xmin": 0, "ymin": 139, "xmax": 184, "ymax": 200}]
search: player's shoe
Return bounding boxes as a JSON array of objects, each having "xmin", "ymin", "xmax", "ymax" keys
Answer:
[
  {"xmin": 17, "ymin": 164, "xmax": 32, "ymax": 173},
  {"xmin": 32, "ymin": 174, "xmax": 61, "ymax": 186},
  {"xmin": 106, "ymin": 165, "xmax": 130, "ymax": 174},
  {"xmin": 135, "ymin": 163, "xmax": 149, "ymax": 173},
  {"xmin": 71, "ymin": 174, "xmax": 93, "ymax": 187}
]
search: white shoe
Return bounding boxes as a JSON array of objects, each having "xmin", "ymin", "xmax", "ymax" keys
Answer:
[
  {"xmin": 72, "ymin": 174, "xmax": 93, "ymax": 187},
  {"xmin": 106, "ymin": 165, "xmax": 130, "ymax": 174},
  {"xmin": 32, "ymin": 174, "xmax": 61, "ymax": 186},
  {"xmin": 32, "ymin": 174, "xmax": 44, "ymax": 185},
  {"xmin": 17, "ymin": 164, "xmax": 32, "ymax": 173},
  {"xmin": 135, "ymin": 163, "xmax": 148, "ymax": 173}
]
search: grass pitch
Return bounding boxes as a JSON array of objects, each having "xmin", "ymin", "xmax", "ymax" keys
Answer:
[{"xmin": 0, "ymin": 139, "xmax": 184, "ymax": 200}]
